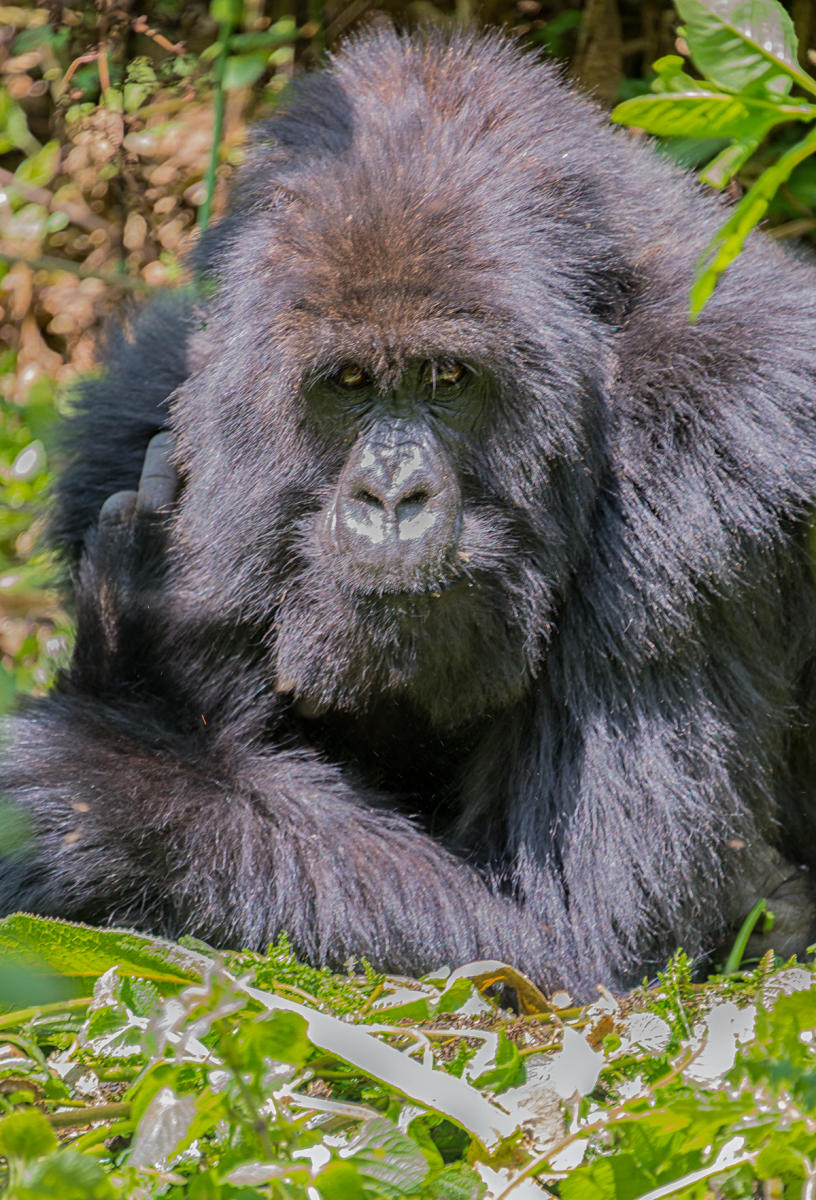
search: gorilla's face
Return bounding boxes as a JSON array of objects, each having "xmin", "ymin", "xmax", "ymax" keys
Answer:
[
  {"xmin": 269, "ymin": 353, "xmax": 550, "ymax": 726},
  {"xmin": 309, "ymin": 357, "xmax": 482, "ymax": 595}
]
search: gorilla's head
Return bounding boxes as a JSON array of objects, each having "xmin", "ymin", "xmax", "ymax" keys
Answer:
[{"xmin": 171, "ymin": 28, "xmax": 627, "ymax": 727}]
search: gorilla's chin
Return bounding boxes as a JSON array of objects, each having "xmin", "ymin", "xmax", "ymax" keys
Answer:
[{"xmin": 272, "ymin": 570, "xmax": 537, "ymax": 727}]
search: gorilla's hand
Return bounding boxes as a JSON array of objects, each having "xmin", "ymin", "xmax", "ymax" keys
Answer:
[
  {"xmin": 97, "ymin": 429, "xmax": 178, "ymax": 530},
  {"xmin": 69, "ymin": 431, "xmax": 177, "ymax": 696}
]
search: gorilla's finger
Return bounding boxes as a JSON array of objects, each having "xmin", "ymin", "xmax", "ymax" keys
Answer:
[
  {"xmin": 99, "ymin": 490, "xmax": 138, "ymax": 526},
  {"xmin": 137, "ymin": 431, "xmax": 177, "ymax": 514}
]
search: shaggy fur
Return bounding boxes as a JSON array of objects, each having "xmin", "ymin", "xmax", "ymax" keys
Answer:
[{"xmin": 3, "ymin": 27, "xmax": 816, "ymax": 998}]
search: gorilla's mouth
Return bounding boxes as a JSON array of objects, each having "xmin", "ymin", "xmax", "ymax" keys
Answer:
[{"xmin": 361, "ymin": 573, "xmax": 468, "ymax": 606}]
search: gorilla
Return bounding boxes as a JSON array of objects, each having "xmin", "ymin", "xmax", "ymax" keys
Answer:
[{"xmin": 3, "ymin": 26, "xmax": 816, "ymax": 1000}]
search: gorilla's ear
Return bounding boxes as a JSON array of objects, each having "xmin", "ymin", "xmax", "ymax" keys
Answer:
[{"xmin": 544, "ymin": 172, "xmax": 640, "ymax": 327}]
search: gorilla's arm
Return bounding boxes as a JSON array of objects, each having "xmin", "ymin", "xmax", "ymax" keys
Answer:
[
  {"xmin": 2, "ymin": 697, "xmax": 553, "ymax": 978},
  {"xmin": 2, "ymin": 458, "xmax": 556, "ymax": 984}
]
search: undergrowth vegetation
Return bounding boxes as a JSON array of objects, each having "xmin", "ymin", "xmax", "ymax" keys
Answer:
[{"xmin": 0, "ymin": 916, "xmax": 815, "ymax": 1199}]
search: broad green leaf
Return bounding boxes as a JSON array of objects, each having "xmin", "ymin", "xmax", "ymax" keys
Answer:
[
  {"xmin": 242, "ymin": 1009, "xmax": 312, "ymax": 1065},
  {"xmin": 755, "ymin": 1140, "xmax": 808, "ymax": 1180},
  {"xmin": 692, "ymin": 123, "xmax": 816, "ymax": 314},
  {"xmin": 560, "ymin": 1153, "xmax": 654, "ymax": 1200},
  {"xmin": 0, "ymin": 1110, "xmax": 57, "ymax": 1161},
  {"xmin": 676, "ymin": 0, "xmax": 815, "ymax": 97},
  {"xmin": 0, "ymin": 914, "xmax": 209, "ymax": 984},
  {"xmin": 612, "ymin": 91, "xmax": 803, "ymax": 139}
]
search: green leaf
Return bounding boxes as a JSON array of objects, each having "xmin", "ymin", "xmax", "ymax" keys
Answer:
[
  {"xmin": 223, "ymin": 53, "xmax": 268, "ymax": 90},
  {"xmin": 15, "ymin": 141, "xmax": 60, "ymax": 189},
  {"xmin": 651, "ymin": 54, "xmax": 710, "ymax": 92},
  {"xmin": 342, "ymin": 1117, "xmax": 429, "ymax": 1198},
  {"xmin": 755, "ymin": 1140, "xmax": 807, "ymax": 1180},
  {"xmin": 0, "ymin": 914, "xmax": 209, "ymax": 985},
  {"xmin": 692, "ymin": 122, "xmax": 816, "ymax": 314},
  {"xmin": 436, "ymin": 977, "xmax": 478, "ymax": 1014},
  {"xmin": 469, "ymin": 1033, "xmax": 525, "ymax": 1093},
  {"xmin": 423, "ymin": 1163, "xmax": 486, "ymax": 1200},
  {"xmin": 675, "ymin": 0, "xmax": 815, "ymax": 98},
  {"xmin": 210, "ymin": 0, "xmax": 242, "ymax": 26},
  {"xmin": 316, "ymin": 1160, "xmax": 368, "ymax": 1200},
  {"xmin": 229, "ymin": 29, "xmax": 300, "ymax": 51},
  {"xmin": 560, "ymin": 1153, "xmax": 655, "ymax": 1200},
  {"xmin": 244, "ymin": 1009, "xmax": 312, "ymax": 1065},
  {"xmin": 20, "ymin": 1151, "xmax": 114, "ymax": 1199},
  {"xmin": 0, "ymin": 1110, "xmax": 57, "ymax": 1161},
  {"xmin": 612, "ymin": 91, "xmax": 802, "ymax": 139}
]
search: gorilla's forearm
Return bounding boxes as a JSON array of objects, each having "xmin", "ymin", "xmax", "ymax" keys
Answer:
[{"xmin": 1, "ymin": 700, "xmax": 558, "ymax": 982}]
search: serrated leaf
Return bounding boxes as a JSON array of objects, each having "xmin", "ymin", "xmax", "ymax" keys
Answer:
[
  {"xmin": 343, "ymin": 1117, "xmax": 429, "ymax": 1198},
  {"xmin": 676, "ymin": 0, "xmax": 815, "ymax": 97},
  {"xmin": 0, "ymin": 914, "xmax": 209, "ymax": 985},
  {"xmin": 424, "ymin": 1163, "xmax": 486, "ymax": 1199}
]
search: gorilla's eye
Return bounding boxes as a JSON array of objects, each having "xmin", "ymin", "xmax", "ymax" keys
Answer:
[
  {"xmin": 334, "ymin": 363, "xmax": 369, "ymax": 390},
  {"xmin": 430, "ymin": 360, "xmax": 467, "ymax": 389}
]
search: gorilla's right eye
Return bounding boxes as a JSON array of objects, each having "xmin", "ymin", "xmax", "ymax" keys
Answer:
[{"xmin": 334, "ymin": 364, "xmax": 370, "ymax": 390}]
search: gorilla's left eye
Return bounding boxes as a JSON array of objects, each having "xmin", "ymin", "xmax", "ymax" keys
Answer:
[
  {"xmin": 334, "ymin": 363, "xmax": 370, "ymax": 389},
  {"xmin": 429, "ymin": 360, "xmax": 467, "ymax": 389}
]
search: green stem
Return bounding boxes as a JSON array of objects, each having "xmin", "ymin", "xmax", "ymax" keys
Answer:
[
  {"xmin": 723, "ymin": 898, "xmax": 768, "ymax": 976},
  {"xmin": 199, "ymin": 18, "xmax": 234, "ymax": 230},
  {"xmin": 0, "ymin": 996, "xmax": 90, "ymax": 1030}
]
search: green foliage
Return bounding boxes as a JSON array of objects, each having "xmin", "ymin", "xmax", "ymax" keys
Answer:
[
  {"xmin": 613, "ymin": 0, "xmax": 816, "ymax": 315},
  {"xmin": 0, "ymin": 919, "xmax": 814, "ymax": 1198},
  {"xmin": 0, "ymin": 368, "xmax": 69, "ymax": 711}
]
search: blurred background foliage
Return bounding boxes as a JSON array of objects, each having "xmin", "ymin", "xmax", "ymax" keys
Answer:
[{"xmin": 0, "ymin": 0, "xmax": 815, "ymax": 710}]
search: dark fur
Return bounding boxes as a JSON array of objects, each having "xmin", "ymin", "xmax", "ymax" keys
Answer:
[{"xmin": 4, "ymin": 27, "xmax": 816, "ymax": 998}]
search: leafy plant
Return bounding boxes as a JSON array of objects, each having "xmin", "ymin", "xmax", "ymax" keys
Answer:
[
  {"xmin": 613, "ymin": 0, "xmax": 816, "ymax": 315},
  {"xmin": 0, "ymin": 916, "xmax": 814, "ymax": 1198}
]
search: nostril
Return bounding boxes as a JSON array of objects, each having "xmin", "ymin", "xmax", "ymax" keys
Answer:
[
  {"xmin": 352, "ymin": 487, "xmax": 383, "ymax": 508},
  {"xmin": 395, "ymin": 488, "xmax": 431, "ymax": 523}
]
